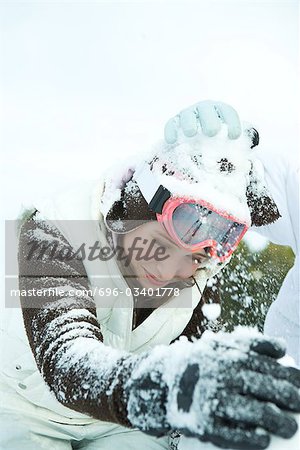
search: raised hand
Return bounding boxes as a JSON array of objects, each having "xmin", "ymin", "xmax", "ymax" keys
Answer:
[{"xmin": 164, "ymin": 100, "xmax": 242, "ymax": 144}]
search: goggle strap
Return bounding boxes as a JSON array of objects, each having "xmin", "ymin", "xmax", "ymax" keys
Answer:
[{"xmin": 149, "ymin": 185, "xmax": 171, "ymax": 214}]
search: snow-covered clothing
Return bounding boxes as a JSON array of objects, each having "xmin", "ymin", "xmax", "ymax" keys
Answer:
[
  {"xmin": 126, "ymin": 329, "xmax": 300, "ymax": 448},
  {"xmin": 0, "ymin": 141, "xmax": 299, "ymax": 449},
  {"xmin": 0, "ymin": 175, "xmax": 220, "ymax": 449},
  {"xmin": 103, "ymin": 128, "xmax": 280, "ymax": 236}
]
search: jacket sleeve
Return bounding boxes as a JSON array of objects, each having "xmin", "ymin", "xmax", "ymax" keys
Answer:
[
  {"xmin": 18, "ymin": 211, "xmax": 134, "ymax": 427},
  {"xmin": 253, "ymin": 152, "xmax": 299, "ymax": 254},
  {"xmin": 252, "ymin": 152, "xmax": 299, "ymax": 363}
]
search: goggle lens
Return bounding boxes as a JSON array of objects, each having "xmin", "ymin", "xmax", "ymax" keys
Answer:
[{"xmin": 172, "ymin": 203, "xmax": 246, "ymax": 257}]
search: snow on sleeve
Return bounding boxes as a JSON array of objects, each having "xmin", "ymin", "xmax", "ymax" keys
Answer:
[
  {"xmin": 18, "ymin": 212, "xmax": 137, "ymax": 427},
  {"xmin": 99, "ymin": 156, "xmax": 141, "ymax": 217}
]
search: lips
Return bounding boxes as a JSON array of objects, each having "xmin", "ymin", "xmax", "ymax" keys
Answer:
[{"xmin": 143, "ymin": 268, "xmax": 166, "ymax": 286}]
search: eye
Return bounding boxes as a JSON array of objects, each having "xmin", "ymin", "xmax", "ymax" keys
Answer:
[{"xmin": 192, "ymin": 256, "xmax": 204, "ymax": 265}]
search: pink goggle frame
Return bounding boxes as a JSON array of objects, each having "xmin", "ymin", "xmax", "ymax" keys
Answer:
[
  {"xmin": 156, "ymin": 196, "xmax": 249, "ymax": 262},
  {"xmin": 133, "ymin": 162, "xmax": 250, "ymax": 262}
]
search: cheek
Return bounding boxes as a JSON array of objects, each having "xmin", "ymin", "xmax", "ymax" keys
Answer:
[
  {"xmin": 120, "ymin": 235, "xmax": 129, "ymax": 253},
  {"xmin": 121, "ymin": 234, "xmax": 138, "ymax": 256},
  {"xmin": 180, "ymin": 259, "xmax": 198, "ymax": 277}
]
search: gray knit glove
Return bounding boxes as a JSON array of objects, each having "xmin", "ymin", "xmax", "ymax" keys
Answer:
[{"xmin": 125, "ymin": 328, "xmax": 300, "ymax": 450}]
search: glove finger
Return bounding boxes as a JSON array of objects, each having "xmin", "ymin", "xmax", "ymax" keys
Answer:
[
  {"xmin": 196, "ymin": 101, "xmax": 222, "ymax": 137},
  {"xmin": 179, "ymin": 109, "xmax": 198, "ymax": 137},
  {"xmin": 164, "ymin": 117, "xmax": 179, "ymax": 144},
  {"xmin": 199, "ymin": 419, "xmax": 270, "ymax": 450},
  {"xmin": 249, "ymin": 336, "xmax": 286, "ymax": 359},
  {"xmin": 245, "ymin": 353, "xmax": 300, "ymax": 389},
  {"xmin": 177, "ymin": 363, "xmax": 199, "ymax": 412},
  {"xmin": 223, "ymin": 369, "xmax": 300, "ymax": 412},
  {"xmin": 216, "ymin": 393, "xmax": 298, "ymax": 438},
  {"xmin": 212, "ymin": 329, "xmax": 286, "ymax": 359},
  {"xmin": 215, "ymin": 101, "xmax": 242, "ymax": 139}
]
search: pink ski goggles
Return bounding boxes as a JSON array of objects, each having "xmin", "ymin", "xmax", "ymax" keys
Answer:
[
  {"xmin": 133, "ymin": 163, "xmax": 250, "ymax": 262},
  {"xmin": 155, "ymin": 196, "xmax": 249, "ymax": 262}
]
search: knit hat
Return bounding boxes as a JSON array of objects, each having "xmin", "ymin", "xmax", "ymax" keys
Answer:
[{"xmin": 99, "ymin": 124, "xmax": 280, "ymax": 235}]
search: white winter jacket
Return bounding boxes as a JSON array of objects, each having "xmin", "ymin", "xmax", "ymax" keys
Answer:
[
  {"xmin": 1, "ymin": 151, "xmax": 298, "ymax": 432},
  {"xmin": 1, "ymin": 174, "xmax": 217, "ymax": 426},
  {"xmin": 254, "ymin": 152, "xmax": 299, "ymax": 365}
]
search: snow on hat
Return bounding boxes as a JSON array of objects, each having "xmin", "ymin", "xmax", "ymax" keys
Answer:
[{"xmin": 99, "ymin": 124, "xmax": 280, "ymax": 234}]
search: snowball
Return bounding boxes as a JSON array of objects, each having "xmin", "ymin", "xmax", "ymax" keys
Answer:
[
  {"xmin": 278, "ymin": 354, "xmax": 298, "ymax": 368},
  {"xmin": 201, "ymin": 303, "xmax": 221, "ymax": 321}
]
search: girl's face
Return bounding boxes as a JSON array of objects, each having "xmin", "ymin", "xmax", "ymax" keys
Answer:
[{"xmin": 121, "ymin": 221, "xmax": 210, "ymax": 288}]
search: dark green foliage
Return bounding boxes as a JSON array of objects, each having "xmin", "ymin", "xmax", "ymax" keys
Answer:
[{"xmin": 219, "ymin": 241, "xmax": 295, "ymax": 332}]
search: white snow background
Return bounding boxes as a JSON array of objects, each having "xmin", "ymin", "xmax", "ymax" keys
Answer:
[
  {"xmin": 0, "ymin": 0, "xmax": 298, "ymax": 220},
  {"xmin": 0, "ymin": 0, "xmax": 298, "ymax": 247},
  {"xmin": 0, "ymin": 1, "xmax": 299, "ymax": 449}
]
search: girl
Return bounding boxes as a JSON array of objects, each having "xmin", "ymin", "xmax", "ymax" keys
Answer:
[{"xmin": 1, "ymin": 101, "xmax": 299, "ymax": 450}]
